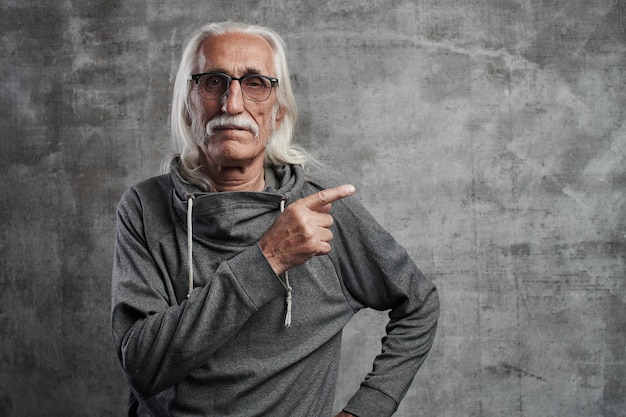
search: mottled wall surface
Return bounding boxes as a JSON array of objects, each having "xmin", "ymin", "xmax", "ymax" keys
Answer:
[{"xmin": 1, "ymin": 1, "xmax": 624, "ymax": 416}]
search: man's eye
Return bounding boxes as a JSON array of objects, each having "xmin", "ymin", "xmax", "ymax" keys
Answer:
[
  {"xmin": 244, "ymin": 77, "xmax": 267, "ymax": 88},
  {"xmin": 203, "ymin": 76, "xmax": 226, "ymax": 88}
]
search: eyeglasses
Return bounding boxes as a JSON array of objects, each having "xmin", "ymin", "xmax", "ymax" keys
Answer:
[{"xmin": 189, "ymin": 72, "xmax": 279, "ymax": 102}]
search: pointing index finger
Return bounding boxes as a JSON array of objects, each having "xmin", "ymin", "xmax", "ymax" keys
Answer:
[{"xmin": 303, "ymin": 184, "xmax": 356, "ymax": 211}]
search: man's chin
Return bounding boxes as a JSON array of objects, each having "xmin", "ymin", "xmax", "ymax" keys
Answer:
[{"xmin": 204, "ymin": 148, "xmax": 267, "ymax": 170}]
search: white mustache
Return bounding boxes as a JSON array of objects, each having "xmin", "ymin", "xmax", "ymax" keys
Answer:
[{"xmin": 205, "ymin": 115, "xmax": 260, "ymax": 139}]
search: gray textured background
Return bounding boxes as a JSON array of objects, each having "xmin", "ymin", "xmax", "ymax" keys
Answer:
[{"xmin": 1, "ymin": 1, "xmax": 625, "ymax": 416}]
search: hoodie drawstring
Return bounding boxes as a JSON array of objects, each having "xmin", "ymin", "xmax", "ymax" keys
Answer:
[
  {"xmin": 280, "ymin": 199, "xmax": 292, "ymax": 328},
  {"xmin": 186, "ymin": 196, "xmax": 195, "ymax": 299}
]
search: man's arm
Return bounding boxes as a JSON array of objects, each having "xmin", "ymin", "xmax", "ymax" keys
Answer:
[
  {"xmin": 329, "ymin": 194, "xmax": 440, "ymax": 417},
  {"xmin": 111, "ymin": 187, "xmax": 285, "ymax": 396}
]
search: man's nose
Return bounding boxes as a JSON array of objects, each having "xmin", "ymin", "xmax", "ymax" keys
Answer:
[{"xmin": 221, "ymin": 80, "xmax": 245, "ymax": 114}]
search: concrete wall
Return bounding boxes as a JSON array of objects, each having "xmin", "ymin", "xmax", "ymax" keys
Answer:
[{"xmin": 1, "ymin": 1, "xmax": 624, "ymax": 416}]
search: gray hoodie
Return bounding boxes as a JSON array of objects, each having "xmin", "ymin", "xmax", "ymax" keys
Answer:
[{"xmin": 111, "ymin": 158, "xmax": 439, "ymax": 417}]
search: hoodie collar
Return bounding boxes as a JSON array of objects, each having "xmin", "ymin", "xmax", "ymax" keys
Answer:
[
  {"xmin": 169, "ymin": 156, "xmax": 303, "ymax": 201},
  {"xmin": 169, "ymin": 156, "xmax": 306, "ymax": 245}
]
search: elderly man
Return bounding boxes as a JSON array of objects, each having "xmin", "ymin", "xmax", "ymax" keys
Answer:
[{"xmin": 112, "ymin": 22, "xmax": 439, "ymax": 417}]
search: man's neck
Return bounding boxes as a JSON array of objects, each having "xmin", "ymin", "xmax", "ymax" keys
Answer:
[{"xmin": 204, "ymin": 163, "xmax": 266, "ymax": 192}]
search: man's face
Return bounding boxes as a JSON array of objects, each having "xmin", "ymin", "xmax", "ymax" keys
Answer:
[{"xmin": 189, "ymin": 32, "xmax": 283, "ymax": 170}]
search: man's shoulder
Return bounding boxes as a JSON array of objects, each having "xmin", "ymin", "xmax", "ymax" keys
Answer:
[
  {"xmin": 132, "ymin": 173, "xmax": 173, "ymax": 193},
  {"xmin": 120, "ymin": 173, "xmax": 173, "ymax": 206},
  {"xmin": 302, "ymin": 166, "xmax": 346, "ymax": 191}
]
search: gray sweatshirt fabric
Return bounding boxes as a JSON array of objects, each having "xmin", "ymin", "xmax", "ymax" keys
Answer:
[{"xmin": 111, "ymin": 158, "xmax": 439, "ymax": 417}]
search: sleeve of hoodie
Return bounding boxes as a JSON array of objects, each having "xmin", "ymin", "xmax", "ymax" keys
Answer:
[
  {"xmin": 329, "ymin": 195, "xmax": 440, "ymax": 417},
  {"xmin": 110, "ymin": 184, "xmax": 285, "ymax": 396}
]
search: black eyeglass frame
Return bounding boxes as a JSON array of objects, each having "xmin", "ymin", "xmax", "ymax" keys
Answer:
[{"xmin": 189, "ymin": 72, "xmax": 279, "ymax": 102}]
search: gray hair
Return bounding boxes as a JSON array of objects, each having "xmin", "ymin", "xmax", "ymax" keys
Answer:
[{"xmin": 170, "ymin": 22, "xmax": 314, "ymax": 189}]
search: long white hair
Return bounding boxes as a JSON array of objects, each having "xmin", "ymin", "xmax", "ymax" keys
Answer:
[{"xmin": 170, "ymin": 22, "xmax": 313, "ymax": 190}]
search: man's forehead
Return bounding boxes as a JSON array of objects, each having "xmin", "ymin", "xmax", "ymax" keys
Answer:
[{"xmin": 196, "ymin": 32, "xmax": 275, "ymax": 74}]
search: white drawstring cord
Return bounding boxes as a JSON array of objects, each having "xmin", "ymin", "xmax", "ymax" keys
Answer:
[
  {"xmin": 284, "ymin": 278, "xmax": 292, "ymax": 327},
  {"xmin": 280, "ymin": 199, "xmax": 292, "ymax": 327},
  {"xmin": 186, "ymin": 196, "xmax": 195, "ymax": 299}
]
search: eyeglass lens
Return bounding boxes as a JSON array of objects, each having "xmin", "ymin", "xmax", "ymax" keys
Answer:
[{"xmin": 197, "ymin": 74, "xmax": 273, "ymax": 101}]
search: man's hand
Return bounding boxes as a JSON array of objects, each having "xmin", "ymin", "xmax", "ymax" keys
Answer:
[
  {"xmin": 259, "ymin": 184, "xmax": 355, "ymax": 276},
  {"xmin": 333, "ymin": 412, "xmax": 356, "ymax": 417}
]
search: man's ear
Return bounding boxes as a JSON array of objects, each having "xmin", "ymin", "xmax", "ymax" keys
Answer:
[
  {"xmin": 184, "ymin": 99, "xmax": 194, "ymax": 126},
  {"xmin": 184, "ymin": 93, "xmax": 196, "ymax": 126},
  {"xmin": 274, "ymin": 106, "xmax": 286, "ymax": 127}
]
